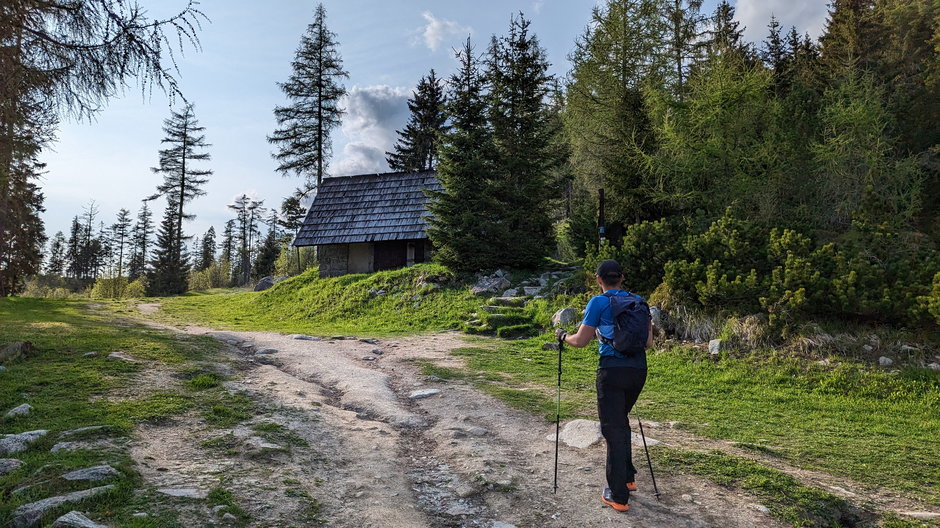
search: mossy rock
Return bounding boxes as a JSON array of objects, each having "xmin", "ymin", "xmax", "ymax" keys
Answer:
[
  {"xmin": 487, "ymin": 297, "xmax": 526, "ymax": 307},
  {"xmin": 481, "ymin": 313, "xmax": 532, "ymax": 329}
]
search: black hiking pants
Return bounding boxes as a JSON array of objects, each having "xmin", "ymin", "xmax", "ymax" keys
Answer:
[{"xmin": 596, "ymin": 366, "xmax": 647, "ymax": 504}]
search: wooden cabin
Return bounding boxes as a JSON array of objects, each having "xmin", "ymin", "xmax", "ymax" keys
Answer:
[{"xmin": 292, "ymin": 170, "xmax": 441, "ymax": 277}]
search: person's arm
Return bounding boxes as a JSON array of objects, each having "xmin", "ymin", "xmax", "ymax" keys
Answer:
[{"xmin": 563, "ymin": 323, "xmax": 595, "ymax": 348}]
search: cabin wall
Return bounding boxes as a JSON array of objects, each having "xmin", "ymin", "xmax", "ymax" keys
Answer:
[{"xmin": 318, "ymin": 244, "xmax": 349, "ymax": 278}]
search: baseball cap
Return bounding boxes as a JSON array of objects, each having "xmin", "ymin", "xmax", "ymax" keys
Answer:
[{"xmin": 595, "ymin": 259, "xmax": 623, "ymax": 283}]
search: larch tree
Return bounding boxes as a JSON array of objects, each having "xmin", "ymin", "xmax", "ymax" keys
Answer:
[
  {"xmin": 386, "ymin": 69, "xmax": 449, "ymax": 172},
  {"xmin": 148, "ymin": 103, "xmax": 212, "ymax": 293},
  {"xmin": 268, "ymin": 3, "xmax": 348, "ymax": 189},
  {"xmin": 0, "ymin": 1, "xmax": 206, "ymax": 295}
]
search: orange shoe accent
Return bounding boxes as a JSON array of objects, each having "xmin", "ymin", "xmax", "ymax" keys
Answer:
[
  {"xmin": 626, "ymin": 481, "xmax": 638, "ymax": 492},
  {"xmin": 601, "ymin": 491, "xmax": 630, "ymax": 512}
]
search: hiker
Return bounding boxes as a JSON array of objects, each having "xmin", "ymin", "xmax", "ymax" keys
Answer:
[{"xmin": 555, "ymin": 259, "xmax": 653, "ymax": 513}]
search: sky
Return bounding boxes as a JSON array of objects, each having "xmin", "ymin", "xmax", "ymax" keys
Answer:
[{"xmin": 38, "ymin": 0, "xmax": 831, "ymax": 241}]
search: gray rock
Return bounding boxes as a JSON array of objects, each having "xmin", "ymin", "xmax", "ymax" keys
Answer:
[
  {"xmin": 494, "ymin": 269, "xmax": 508, "ymax": 278},
  {"xmin": 58, "ymin": 426, "xmax": 107, "ymax": 439},
  {"xmin": 81, "ymin": 352, "xmax": 97, "ymax": 357},
  {"xmin": 51, "ymin": 511, "xmax": 109, "ymax": 528},
  {"xmin": 899, "ymin": 512, "xmax": 940, "ymax": 521},
  {"xmin": 899, "ymin": 344, "xmax": 920, "ymax": 354},
  {"xmin": 61, "ymin": 464, "xmax": 120, "ymax": 481},
  {"xmin": 522, "ymin": 286, "xmax": 541, "ymax": 296},
  {"xmin": 542, "ymin": 342, "xmax": 559, "ymax": 352},
  {"xmin": 708, "ymin": 339, "xmax": 722, "ymax": 355},
  {"xmin": 371, "ymin": 348, "xmax": 383, "ymax": 355},
  {"xmin": 650, "ymin": 306, "xmax": 663, "ymax": 329},
  {"xmin": 245, "ymin": 436, "xmax": 283, "ymax": 450},
  {"xmin": 878, "ymin": 356, "xmax": 893, "ymax": 367},
  {"xmin": 131, "ymin": 513, "xmax": 148, "ymax": 518},
  {"xmin": 5, "ymin": 404, "xmax": 33, "ymax": 419},
  {"xmin": 0, "ymin": 365, "xmax": 6, "ymax": 372},
  {"xmin": 466, "ymin": 426, "xmax": 487, "ymax": 437},
  {"xmin": 0, "ymin": 430, "xmax": 48, "ymax": 456},
  {"xmin": 409, "ymin": 389, "xmax": 442, "ymax": 400},
  {"xmin": 861, "ymin": 344, "xmax": 873, "ymax": 353},
  {"xmin": 155, "ymin": 488, "xmax": 208, "ymax": 499},
  {"xmin": 12, "ymin": 485, "xmax": 115, "ymax": 528},
  {"xmin": 221, "ymin": 513, "xmax": 238, "ymax": 523},
  {"xmin": 471, "ymin": 276, "xmax": 511, "ymax": 296},
  {"xmin": 1, "ymin": 341, "xmax": 33, "ymax": 364},
  {"xmin": 753, "ymin": 504, "xmax": 771, "ymax": 514},
  {"xmin": 551, "ymin": 308, "xmax": 578, "ymax": 327},
  {"xmin": 492, "ymin": 522, "xmax": 517, "ymax": 528},
  {"xmin": 288, "ymin": 334, "xmax": 320, "ymax": 341},
  {"xmin": 254, "ymin": 276, "xmax": 287, "ymax": 291},
  {"xmin": 361, "ymin": 356, "xmax": 376, "ymax": 361},
  {"xmin": 106, "ymin": 351, "xmax": 137, "ymax": 363},
  {"xmin": 360, "ymin": 338, "xmax": 378, "ymax": 344},
  {"xmin": 502, "ymin": 288, "xmax": 519, "ymax": 297},
  {"xmin": 255, "ymin": 348, "xmax": 278, "ymax": 355},
  {"xmin": 928, "ymin": 363, "xmax": 940, "ymax": 371},
  {"xmin": 0, "ymin": 458, "xmax": 24, "ymax": 475},
  {"xmin": 681, "ymin": 494, "xmax": 694, "ymax": 502}
]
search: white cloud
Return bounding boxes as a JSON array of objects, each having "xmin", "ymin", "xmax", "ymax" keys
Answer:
[
  {"xmin": 333, "ymin": 85, "xmax": 411, "ymax": 176},
  {"xmin": 532, "ymin": 0, "xmax": 545, "ymax": 15},
  {"xmin": 734, "ymin": 0, "xmax": 830, "ymax": 43},
  {"xmin": 414, "ymin": 11, "xmax": 472, "ymax": 52}
]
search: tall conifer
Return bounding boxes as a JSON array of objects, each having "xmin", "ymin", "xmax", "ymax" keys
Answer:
[{"xmin": 387, "ymin": 70, "xmax": 448, "ymax": 172}]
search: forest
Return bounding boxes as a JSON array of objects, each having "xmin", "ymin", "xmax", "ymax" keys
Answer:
[{"xmin": 1, "ymin": 0, "xmax": 938, "ymax": 333}]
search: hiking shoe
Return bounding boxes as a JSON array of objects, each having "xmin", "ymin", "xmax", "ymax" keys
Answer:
[
  {"xmin": 601, "ymin": 488, "xmax": 629, "ymax": 512},
  {"xmin": 626, "ymin": 481, "xmax": 638, "ymax": 492}
]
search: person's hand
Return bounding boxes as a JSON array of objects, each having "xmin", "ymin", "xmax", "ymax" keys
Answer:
[{"xmin": 555, "ymin": 328, "xmax": 567, "ymax": 342}]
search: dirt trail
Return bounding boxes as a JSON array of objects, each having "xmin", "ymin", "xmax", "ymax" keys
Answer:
[{"xmin": 128, "ymin": 303, "xmax": 935, "ymax": 527}]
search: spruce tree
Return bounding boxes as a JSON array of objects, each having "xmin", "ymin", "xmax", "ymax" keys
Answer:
[
  {"xmin": 0, "ymin": 156, "xmax": 46, "ymax": 295},
  {"xmin": 426, "ymin": 38, "xmax": 499, "ymax": 272},
  {"xmin": 149, "ymin": 202, "xmax": 190, "ymax": 295},
  {"xmin": 111, "ymin": 208, "xmax": 132, "ymax": 277},
  {"xmin": 703, "ymin": 0, "xmax": 750, "ymax": 60},
  {"xmin": 485, "ymin": 14, "xmax": 558, "ymax": 268},
  {"xmin": 386, "ymin": 70, "xmax": 449, "ymax": 172},
  {"xmin": 221, "ymin": 219, "xmax": 236, "ymax": 267},
  {"xmin": 46, "ymin": 231, "xmax": 67, "ymax": 276},
  {"xmin": 149, "ymin": 103, "xmax": 212, "ymax": 279},
  {"xmin": 268, "ymin": 3, "xmax": 348, "ymax": 188},
  {"xmin": 664, "ymin": 0, "xmax": 705, "ymax": 97},
  {"xmin": 66, "ymin": 216, "xmax": 82, "ymax": 280},
  {"xmin": 228, "ymin": 195, "xmax": 265, "ymax": 286},
  {"xmin": 128, "ymin": 201, "xmax": 154, "ymax": 280},
  {"xmin": 197, "ymin": 226, "xmax": 217, "ymax": 272}
]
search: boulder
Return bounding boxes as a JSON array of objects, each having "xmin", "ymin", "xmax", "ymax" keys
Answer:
[
  {"xmin": 471, "ymin": 276, "xmax": 511, "ymax": 296},
  {"xmin": 288, "ymin": 334, "xmax": 320, "ymax": 341},
  {"xmin": 550, "ymin": 419, "xmax": 602, "ymax": 449},
  {"xmin": 253, "ymin": 275, "xmax": 287, "ymax": 291},
  {"xmin": 1, "ymin": 341, "xmax": 33, "ymax": 364},
  {"xmin": 522, "ymin": 286, "xmax": 541, "ymax": 296},
  {"xmin": 878, "ymin": 356, "xmax": 893, "ymax": 367},
  {"xmin": 551, "ymin": 308, "xmax": 578, "ymax": 327},
  {"xmin": 12, "ymin": 485, "xmax": 115, "ymax": 528},
  {"xmin": 0, "ymin": 458, "xmax": 24, "ymax": 475},
  {"xmin": 51, "ymin": 511, "xmax": 109, "ymax": 528},
  {"xmin": 0, "ymin": 430, "xmax": 48, "ymax": 456},
  {"xmin": 5, "ymin": 404, "xmax": 33, "ymax": 419},
  {"xmin": 61, "ymin": 464, "xmax": 120, "ymax": 482},
  {"xmin": 409, "ymin": 389, "xmax": 442, "ymax": 400},
  {"xmin": 708, "ymin": 339, "xmax": 722, "ymax": 355}
]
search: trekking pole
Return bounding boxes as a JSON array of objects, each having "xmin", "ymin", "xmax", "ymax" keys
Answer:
[
  {"xmin": 635, "ymin": 411, "xmax": 661, "ymax": 500},
  {"xmin": 553, "ymin": 333, "xmax": 563, "ymax": 494}
]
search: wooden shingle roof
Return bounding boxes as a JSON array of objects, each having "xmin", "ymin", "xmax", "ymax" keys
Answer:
[{"xmin": 292, "ymin": 170, "xmax": 441, "ymax": 246}]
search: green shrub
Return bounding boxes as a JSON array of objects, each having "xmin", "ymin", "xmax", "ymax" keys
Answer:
[
  {"xmin": 90, "ymin": 277, "xmax": 129, "ymax": 299},
  {"xmin": 124, "ymin": 277, "xmax": 147, "ymax": 298}
]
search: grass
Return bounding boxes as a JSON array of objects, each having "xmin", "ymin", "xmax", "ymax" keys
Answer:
[
  {"xmin": 654, "ymin": 448, "xmax": 865, "ymax": 527},
  {"xmin": 441, "ymin": 336, "xmax": 940, "ymax": 507},
  {"xmin": 156, "ymin": 263, "xmax": 482, "ymax": 336},
  {"xmin": 0, "ymin": 297, "xmax": 242, "ymax": 527}
]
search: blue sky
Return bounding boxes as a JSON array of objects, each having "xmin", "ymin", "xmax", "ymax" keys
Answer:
[{"xmin": 38, "ymin": 0, "xmax": 830, "ymax": 241}]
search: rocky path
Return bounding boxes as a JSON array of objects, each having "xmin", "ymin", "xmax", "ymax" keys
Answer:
[{"xmin": 129, "ymin": 304, "xmax": 938, "ymax": 527}]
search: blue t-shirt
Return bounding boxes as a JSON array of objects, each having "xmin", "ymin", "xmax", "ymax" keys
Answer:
[{"xmin": 582, "ymin": 289, "xmax": 648, "ymax": 370}]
